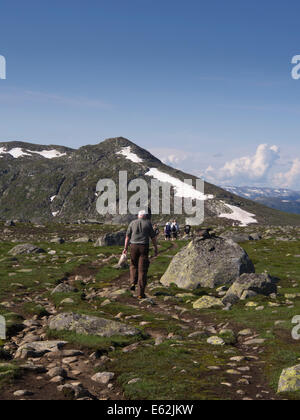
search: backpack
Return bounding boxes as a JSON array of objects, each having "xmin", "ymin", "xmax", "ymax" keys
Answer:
[{"xmin": 171, "ymin": 224, "xmax": 177, "ymax": 233}]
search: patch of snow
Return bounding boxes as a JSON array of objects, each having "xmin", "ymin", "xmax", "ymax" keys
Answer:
[
  {"xmin": 50, "ymin": 195, "xmax": 57, "ymax": 202},
  {"xmin": 117, "ymin": 147, "xmax": 143, "ymax": 163},
  {"xmin": 0, "ymin": 147, "xmax": 66, "ymax": 159},
  {"xmin": 145, "ymin": 168, "xmax": 214, "ymax": 201},
  {"xmin": 282, "ymin": 200, "xmax": 290, "ymax": 203},
  {"xmin": 31, "ymin": 149, "xmax": 67, "ymax": 159},
  {"xmin": 0, "ymin": 147, "xmax": 32, "ymax": 158},
  {"xmin": 219, "ymin": 202, "xmax": 257, "ymax": 227}
]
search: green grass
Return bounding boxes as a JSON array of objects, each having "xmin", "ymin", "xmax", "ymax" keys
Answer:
[
  {"xmin": 22, "ymin": 303, "xmax": 49, "ymax": 318},
  {"xmin": 112, "ymin": 339, "xmax": 234, "ymax": 400},
  {"xmin": 0, "ymin": 363, "xmax": 22, "ymax": 389},
  {"xmin": 47, "ymin": 328, "xmax": 146, "ymax": 352}
]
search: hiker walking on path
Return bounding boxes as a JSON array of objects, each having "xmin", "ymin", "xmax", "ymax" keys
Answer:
[
  {"xmin": 184, "ymin": 224, "xmax": 192, "ymax": 236},
  {"xmin": 171, "ymin": 219, "xmax": 179, "ymax": 240},
  {"xmin": 123, "ymin": 210, "xmax": 158, "ymax": 299},
  {"xmin": 164, "ymin": 222, "xmax": 171, "ymax": 240},
  {"xmin": 153, "ymin": 224, "xmax": 160, "ymax": 237}
]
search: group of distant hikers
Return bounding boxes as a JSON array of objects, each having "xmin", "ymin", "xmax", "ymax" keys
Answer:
[
  {"xmin": 123, "ymin": 210, "xmax": 192, "ymax": 300},
  {"xmin": 163, "ymin": 220, "xmax": 192, "ymax": 241}
]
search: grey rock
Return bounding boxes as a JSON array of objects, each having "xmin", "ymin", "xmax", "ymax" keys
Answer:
[
  {"xmin": 278, "ymin": 365, "xmax": 300, "ymax": 393},
  {"xmin": 15, "ymin": 340, "xmax": 67, "ymax": 359},
  {"xmin": 223, "ymin": 273, "xmax": 278, "ymax": 305},
  {"xmin": 13, "ymin": 390, "xmax": 33, "ymax": 397},
  {"xmin": 249, "ymin": 233, "xmax": 262, "ymax": 241},
  {"xmin": 20, "ymin": 364, "xmax": 47, "ymax": 374},
  {"xmin": 160, "ymin": 237, "xmax": 254, "ymax": 289},
  {"xmin": 50, "ymin": 237, "xmax": 65, "ymax": 244},
  {"xmin": 57, "ymin": 383, "xmax": 91, "ymax": 399},
  {"xmin": 51, "ymin": 283, "xmax": 76, "ymax": 295},
  {"xmin": 73, "ymin": 237, "xmax": 92, "ymax": 243},
  {"xmin": 220, "ymin": 232, "xmax": 251, "ymax": 242},
  {"xmin": 48, "ymin": 312, "xmax": 140, "ymax": 337},
  {"xmin": 91, "ymin": 372, "xmax": 115, "ymax": 384},
  {"xmin": 95, "ymin": 231, "xmax": 126, "ymax": 247},
  {"xmin": 47, "ymin": 367, "xmax": 68, "ymax": 379},
  {"xmin": 8, "ymin": 243, "xmax": 45, "ymax": 256}
]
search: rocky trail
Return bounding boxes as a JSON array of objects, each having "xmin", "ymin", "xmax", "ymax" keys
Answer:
[{"xmin": 0, "ymin": 240, "xmax": 282, "ymax": 400}]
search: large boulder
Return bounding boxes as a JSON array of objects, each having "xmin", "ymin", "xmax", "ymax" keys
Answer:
[
  {"xmin": 278, "ymin": 365, "xmax": 300, "ymax": 393},
  {"xmin": 222, "ymin": 273, "xmax": 278, "ymax": 305},
  {"xmin": 95, "ymin": 231, "xmax": 126, "ymax": 247},
  {"xmin": 8, "ymin": 243, "xmax": 45, "ymax": 256},
  {"xmin": 48, "ymin": 312, "xmax": 140, "ymax": 337},
  {"xmin": 160, "ymin": 237, "xmax": 254, "ymax": 289}
]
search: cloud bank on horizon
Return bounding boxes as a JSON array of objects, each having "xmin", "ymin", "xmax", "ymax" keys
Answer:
[{"xmin": 151, "ymin": 145, "xmax": 300, "ymax": 190}]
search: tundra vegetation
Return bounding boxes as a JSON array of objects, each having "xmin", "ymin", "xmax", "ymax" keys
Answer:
[{"xmin": 0, "ymin": 222, "xmax": 300, "ymax": 400}]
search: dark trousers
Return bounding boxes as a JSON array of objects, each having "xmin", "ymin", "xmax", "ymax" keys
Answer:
[{"xmin": 130, "ymin": 244, "xmax": 150, "ymax": 297}]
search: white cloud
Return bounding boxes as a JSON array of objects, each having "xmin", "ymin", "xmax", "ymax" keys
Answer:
[
  {"xmin": 205, "ymin": 144, "xmax": 280, "ymax": 185},
  {"xmin": 150, "ymin": 144, "xmax": 300, "ymax": 190},
  {"xmin": 274, "ymin": 158, "xmax": 300, "ymax": 188}
]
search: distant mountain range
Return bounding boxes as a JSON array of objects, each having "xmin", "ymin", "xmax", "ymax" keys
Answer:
[
  {"xmin": 1, "ymin": 137, "xmax": 300, "ymax": 226},
  {"xmin": 223, "ymin": 186, "xmax": 300, "ymax": 215}
]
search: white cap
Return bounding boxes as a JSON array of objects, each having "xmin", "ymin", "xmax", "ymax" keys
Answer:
[{"xmin": 138, "ymin": 210, "xmax": 147, "ymax": 218}]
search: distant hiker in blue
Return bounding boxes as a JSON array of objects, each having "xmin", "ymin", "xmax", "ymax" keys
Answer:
[{"xmin": 164, "ymin": 222, "xmax": 171, "ymax": 240}]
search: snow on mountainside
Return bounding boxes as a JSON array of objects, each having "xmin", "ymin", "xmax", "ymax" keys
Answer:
[
  {"xmin": 0, "ymin": 137, "xmax": 300, "ymax": 225},
  {"xmin": 113, "ymin": 146, "xmax": 255, "ymax": 225}
]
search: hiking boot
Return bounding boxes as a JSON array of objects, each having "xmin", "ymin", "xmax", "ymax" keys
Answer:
[
  {"xmin": 138, "ymin": 295, "xmax": 146, "ymax": 300},
  {"xmin": 130, "ymin": 284, "xmax": 136, "ymax": 291}
]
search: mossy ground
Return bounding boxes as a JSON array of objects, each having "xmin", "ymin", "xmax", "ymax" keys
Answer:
[{"xmin": 1, "ymin": 223, "xmax": 300, "ymax": 399}]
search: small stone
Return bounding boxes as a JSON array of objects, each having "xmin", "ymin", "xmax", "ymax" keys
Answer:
[
  {"xmin": 238, "ymin": 378, "xmax": 250, "ymax": 385},
  {"xmin": 13, "ymin": 390, "xmax": 33, "ymax": 397},
  {"xmin": 155, "ymin": 336, "xmax": 164, "ymax": 346},
  {"xmin": 128, "ymin": 378, "xmax": 141, "ymax": 385},
  {"xmin": 207, "ymin": 336, "xmax": 225, "ymax": 346},
  {"xmin": 50, "ymin": 376, "xmax": 65, "ymax": 384},
  {"xmin": 244, "ymin": 338, "xmax": 266, "ymax": 346},
  {"xmin": 230, "ymin": 356, "xmax": 246, "ymax": 362},
  {"xmin": 226, "ymin": 369, "xmax": 241, "ymax": 375},
  {"xmin": 47, "ymin": 367, "xmax": 67, "ymax": 378},
  {"xmin": 62, "ymin": 357, "xmax": 78, "ymax": 364},
  {"xmin": 238, "ymin": 329, "xmax": 252, "ymax": 336},
  {"xmin": 91, "ymin": 372, "xmax": 115, "ymax": 384}
]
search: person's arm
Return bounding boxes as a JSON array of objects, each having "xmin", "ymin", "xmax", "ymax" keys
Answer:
[
  {"xmin": 123, "ymin": 236, "xmax": 130, "ymax": 254},
  {"xmin": 124, "ymin": 224, "xmax": 132, "ymax": 254}
]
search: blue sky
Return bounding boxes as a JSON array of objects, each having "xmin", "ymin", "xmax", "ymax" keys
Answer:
[{"xmin": 1, "ymin": 0, "xmax": 300, "ymax": 188}]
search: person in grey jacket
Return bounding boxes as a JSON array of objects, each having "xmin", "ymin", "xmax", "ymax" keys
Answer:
[{"xmin": 123, "ymin": 210, "xmax": 158, "ymax": 299}]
